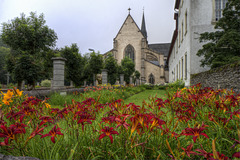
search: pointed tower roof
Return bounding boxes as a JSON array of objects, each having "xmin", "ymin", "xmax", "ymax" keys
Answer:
[{"xmin": 141, "ymin": 12, "xmax": 147, "ymax": 39}]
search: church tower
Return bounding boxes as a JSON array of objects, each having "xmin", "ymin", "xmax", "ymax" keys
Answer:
[{"xmin": 141, "ymin": 12, "xmax": 147, "ymax": 39}]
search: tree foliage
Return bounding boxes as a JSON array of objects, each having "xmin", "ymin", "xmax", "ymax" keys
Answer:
[
  {"xmin": 1, "ymin": 12, "xmax": 58, "ymax": 88},
  {"xmin": 121, "ymin": 57, "xmax": 135, "ymax": 84},
  {"xmin": 197, "ymin": 0, "xmax": 240, "ymax": 68},
  {"xmin": 61, "ymin": 44, "xmax": 84, "ymax": 86},
  {"xmin": 0, "ymin": 47, "xmax": 10, "ymax": 84},
  {"xmin": 89, "ymin": 51, "xmax": 103, "ymax": 75},
  {"xmin": 14, "ymin": 55, "xmax": 40, "ymax": 89},
  {"xmin": 104, "ymin": 52, "xmax": 118, "ymax": 85},
  {"xmin": 1, "ymin": 12, "xmax": 57, "ymax": 55}
]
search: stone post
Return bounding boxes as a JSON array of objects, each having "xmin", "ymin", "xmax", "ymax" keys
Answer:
[
  {"xmin": 51, "ymin": 57, "xmax": 67, "ymax": 90},
  {"xmin": 101, "ymin": 69, "xmax": 108, "ymax": 85},
  {"xmin": 70, "ymin": 81, "xmax": 74, "ymax": 87},
  {"xmin": 130, "ymin": 76, "xmax": 133, "ymax": 85},
  {"xmin": 120, "ymin": 74, "xmax": 124, "ymax": 86},
  {"xmin": 84, "ymin": 80, "xmax": 87, "ymax": 87},
  {"xmin": 136, "ymin": 79, "xmax": 140, "ymax": 86},
  {"xmin": 22, "ymin": 81, "xmax": 25, "ymax": 90},
  {"xmin": 5, "ymin": 72, "xmax": 10, "ymax": 86},
  {"xmin": 93, "ymin": 74, "xmax": 96, "ymax": 86}
]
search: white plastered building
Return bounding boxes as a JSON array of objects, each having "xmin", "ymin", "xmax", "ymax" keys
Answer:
[{"xmin": 167, "ymin": 0, "xmax": 228, "ymax": 86}]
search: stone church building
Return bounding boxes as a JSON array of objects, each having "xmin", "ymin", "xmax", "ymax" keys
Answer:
[{"xmin": 107, "ymin": 11, "xmax": 170, "ymax": 84}]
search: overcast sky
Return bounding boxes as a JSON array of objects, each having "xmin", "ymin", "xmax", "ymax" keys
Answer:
[{"xmin": 0, "ymin": 0, "xmax": 175, "ymax": 54}]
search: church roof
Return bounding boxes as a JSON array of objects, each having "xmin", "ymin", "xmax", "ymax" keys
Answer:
[
  {"xmin": 148, "ymin": 43, "xmax": 171, "ymax": 57},
  {"xmin": 114, "ymin": 13, "xmax": 145, "ymax": 39}
]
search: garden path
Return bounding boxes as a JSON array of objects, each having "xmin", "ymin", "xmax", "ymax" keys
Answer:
[{"xmin": 124, "ymin": 89, "xmax": 167, "ymax": 106}]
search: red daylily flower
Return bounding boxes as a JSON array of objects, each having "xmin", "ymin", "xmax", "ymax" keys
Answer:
[
  {"xmin": 41, "ymin": 125, "xmax": 63, "ymax": 143},
  {"xmin": 29, "ymin": 125, "xmax": 45, "ymax": 139},
  {"xmin": 0, "ymin": 138, "xmax": 9, "ymax": 146},
  {"xmin": 181, "ymin": 127, "xmax": 209, "ymax": 142},
  {"xmin": 195, "ymin": 144, "xmax": 212, "ymax": 159},
  {"xmin": 101, "ymin": 116, "xmax": 116, "ymax": 125},
  {"xmin": 75, "ymin": 112, "xmax": 95, "ymax": 131},
  {"xmin": 10, "ymin": 123, "xmax": 27, "ymax": 134},
  {"xmin": 115, "ymin": 114, "xmax": 130, "ymax": 129},
  {"xmin": 228, "ymin": 109, "xmax": 240, "ymax": 119},
  {"xmin": 232, "ymin": 152, "xmax": 240, "ymax": 159},
  {"xmin": 181, "ymin": 143, "xmax": 196, "ymax": 158},
  {"xmin": 150, "ymin": 116, "xmax": 165, "ymax": 130},
  {"xmin": 0, "ymin": 125, "xmax": 22, "ymax": 144},
  {"xmin": 99, "ymin": 126, "xmax": 119, "ymax": 144},
  {"xmin": 39, "ymin": 116, "xmax": 54, "ymax": 126}
]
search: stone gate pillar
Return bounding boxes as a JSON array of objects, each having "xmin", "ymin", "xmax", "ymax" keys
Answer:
[
  {"xmin": 93, "ymin": 74, "xmax": 96, "ymax": 86},
  {"xmin": 51, "ymin": 57, "xmax": 67, "ymax": 90},
  {"xmin": 101, "ymin": 69, "xmax": 108, "ymax": 85},
  {"xmin": 120, "ymin": 74, "xmax": 124, "ymax": 86},
  {"xmin": 130, "ymin": 76, "xmax": 133, "ymax": 85}
]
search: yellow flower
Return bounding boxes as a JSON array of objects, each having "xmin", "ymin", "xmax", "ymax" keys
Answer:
[
  {"xmin": 45, "ymin": 103, "xmax": 51, "ymax": 108},
  {"xmin": 15, "ymin": 89, "xmax": 23, "ymax": 97},
  {"xmin": 2, "ymin": 97, "xmax": 13, "ymax": 105},
  {"xmin": 4, "ymin": 90, "xmax": 14, "ymax": 99}
]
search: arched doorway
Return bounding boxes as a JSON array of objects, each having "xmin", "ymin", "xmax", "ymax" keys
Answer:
[{"xmin": 148, "ymin": 73, "xmax": 155, "ymax": 84}]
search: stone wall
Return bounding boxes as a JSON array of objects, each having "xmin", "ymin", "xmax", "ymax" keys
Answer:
[{"xmin": 190, "ymin": 62, "xmax": 240, "ymax": 93}]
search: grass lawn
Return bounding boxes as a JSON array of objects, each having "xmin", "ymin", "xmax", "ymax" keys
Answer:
[{"xmin": 124, "ymin": 89, "xmax": 167, "ymax": 106}]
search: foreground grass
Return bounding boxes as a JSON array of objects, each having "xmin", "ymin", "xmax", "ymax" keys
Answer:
[{"xmin": 124, "ymin": 89, "xmax": 167, "ymax": 106}]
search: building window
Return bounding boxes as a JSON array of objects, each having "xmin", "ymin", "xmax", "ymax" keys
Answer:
[
  {"xmin": 125, "ymin": 44, "xmax": 135, "ymax": 62},
  {"xmin": 181, "ymin": 21, "xmax": 184, "ymax": 42},
  {"xmin": 185, "ymin": 11, "xmax": 187, "ymax": 35},
  {"xmin": 185, "ymin": 54, "xmax": 187, "ymax": 80},
  {"xmin": 179, "ymin": 30, "xmax": 181, "ymax": 47},
  {"xmin": 179, "ymin": 61, "xmax": 180, "ymax": 80},
  {"xmin": 181, "ymin": 58, "xmax": 183, "ymax": 79},
  {"xmin": 215, "ymin": 0, "xmax": 228, "ymax": 21},
  {"xmin": 176, "ymin": 65, "xmax": 178, "ymax": 80},
  {"xmin": 176, "ymin": 38, "xmax": 178, "ymax": 53},
  {"xmin": 148, "ymin": 73, "xmax": 155, "ymax": 84},
  {"xmin": 174, "ymin": 68, "xmax": 175, "ymax": 81}
]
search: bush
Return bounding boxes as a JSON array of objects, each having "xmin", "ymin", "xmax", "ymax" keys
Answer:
[
  {"xmin": 41, "ymin": 79, "xmax": 51, "ymax": 87},
  {"xmin": 168, "ymin": 79, "xmax": 185, "ymax": 89}
]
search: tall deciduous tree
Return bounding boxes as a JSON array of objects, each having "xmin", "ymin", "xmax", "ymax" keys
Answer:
[
  {"xmin": 0, "ymin": 47, "xmax": 10, "ymax": 84},
  {"xmin": 1, "ymin": 12, "xmax": 57, "ymax": 88},
  {"xmin": 89, "ymin": 51, "xmax": 103, "ymax": 75},
  {"xmin": 121, "ymin": 57, "xmax": 135, "ymax": 84},
  {"xmin": 197, "ymin": 0, "xmax": 240, "ymax": 68},
  {"xmin": 104, "ymin": 52, "xmax": 118, "ymax": 85},
  {"xmin": 61, "ymin": 44, "xmax": 84, "ymax": 86}
]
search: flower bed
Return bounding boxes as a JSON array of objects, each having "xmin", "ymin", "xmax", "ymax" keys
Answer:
[{"xmin": 0, "ymin": 84, "xmax": 239, "ymax": 159}]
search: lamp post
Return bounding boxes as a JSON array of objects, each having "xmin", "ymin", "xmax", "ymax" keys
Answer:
[
  {"xmin": 5, "ymin": 72, "xmax": 10, "ymax": 86},
  {"xmin": 88, "ymin": 48, "xmax": 95, "ymax": 52}
]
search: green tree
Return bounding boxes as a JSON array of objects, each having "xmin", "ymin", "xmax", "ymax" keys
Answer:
[
  {"xmin": 0, "ymin": 47, "xmax": 10, "ymax": 84},
  {"xmin": 133, "ymin": 70, "xmax": 141, "ymax": 84},
  {"xmin": 89, "ymin": 51, "xmax": 103, "ymax": 84},
  {"xmin": 121, "ymin": 57, "xmax": 135, "ymax": 84},
  {"xmin": 104, "ymin": 52, "xmax": 118, "ymax": 85},
  {"xmin": 1, "ymin": 12, "xmax": 57, "ymax": 88},
  {"xmin": 14, "ymin": 55, "xmax": 41, "ymax": 89},
  {"xmin": 197, "ymin": 0, "xmax": 240, "ymax": 68},
  {"xmin": 61, "ymin": 44, "xmax": 84, "ymax": 86}
]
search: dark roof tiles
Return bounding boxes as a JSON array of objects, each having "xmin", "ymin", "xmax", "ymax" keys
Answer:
[{"xmin": 148, "ymin": 43, "xmax": 171, "ymax": 57}]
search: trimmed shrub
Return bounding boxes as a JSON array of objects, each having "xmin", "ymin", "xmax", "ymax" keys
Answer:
[{"xmin": 41, "ymin": 79, "xmax": 51, "ymax": 87}]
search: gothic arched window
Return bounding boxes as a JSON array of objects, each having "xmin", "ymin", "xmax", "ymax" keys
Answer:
[
  {"xmin": 125, "ymin": 44, "xmax": 135, "ymax": 62},
  {"xmin": 148, "ymin": 73, "xmax": 155, "ymax": 84}
]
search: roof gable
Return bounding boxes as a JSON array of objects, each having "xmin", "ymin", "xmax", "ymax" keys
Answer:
[{"xmin": 114, "ymin": 14, "xmax": 145, "ymax": 39}]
